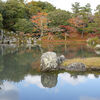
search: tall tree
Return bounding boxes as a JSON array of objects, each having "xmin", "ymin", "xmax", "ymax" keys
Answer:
[
  {"xmin": 26, "ymin": 1, "xmax": 55, "ymax": 17},
  {"xmin": 2, "ymin": 0, "xmax": 27, "ymax": 31},
  {"xmin": 48, "ymin": 9, "xmax": 71, "ymax": 27},
  {"xmin": 31, "ymin": 12, "xmax": 48, "ymax": 37},
  {"xmin": 72, "ymin": 2, "xmax": 80, "ymax": 16}
]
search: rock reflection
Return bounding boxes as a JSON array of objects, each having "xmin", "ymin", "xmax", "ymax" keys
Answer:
[
  {"xmin": 41, "ymin": 73, "xmax": 58, "ymax": 88},
  {"xmin": 25, "ymin": 72, "xmax": 100, "ymax": 88}
]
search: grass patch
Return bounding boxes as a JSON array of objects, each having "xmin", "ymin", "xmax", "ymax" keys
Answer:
[{"xmin": 63, "ymin": 57, "xmax": 100, "ymax": 68}]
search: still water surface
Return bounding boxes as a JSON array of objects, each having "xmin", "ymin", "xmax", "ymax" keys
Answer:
[{"xmin": 0, "ymin": 44, "xmax": 100, "ymax": 100}]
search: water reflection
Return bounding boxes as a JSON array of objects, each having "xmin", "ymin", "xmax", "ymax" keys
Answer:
[
  {"xmin": 80, "ymin": 96, "xmax": 100, "ymax": 100},
  {"xmin": 0, "ymin": 72, "xmax": 100, "ymax": 100},
  {"xmin": 41, "ymin": 73, "xmax": 57, "ymax": 88},
  {"xmin": 0, "ymin": 81, "xmax": 19, "ymax": 100},
  {"xmin": 0, "ymin": 44, "xmax": 100, "ymax": 100},
  {"xmin": 24, "ymin": 75, "xmax": 44, "ymax": 88},
  {"xmin": 20, "ymin": 72, "xmax": 100, "ymax": 88},
  {"xmin": 59, "ymin": 73, "xmax": 86, "ymax": 86}
]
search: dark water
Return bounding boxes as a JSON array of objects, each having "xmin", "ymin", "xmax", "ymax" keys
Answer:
[{"xmin": 0, "ymin": 44, "xmax": 100, "ymax": 100}]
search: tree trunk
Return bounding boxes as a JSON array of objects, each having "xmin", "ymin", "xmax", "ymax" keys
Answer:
[
  {"xmin": 65, "ymin": 33, "xmax": 67, "ymax": 41},
  {"xmin": 81, "ymin": 26, "xmax": 84, "ymax": 38},
  {"xmin": 1, "ymin": 29, "xmax": 4, "ymax": 43},
  {"xmin": 40, "ymin": 17, "xmax": 43, "ymax": 37}
]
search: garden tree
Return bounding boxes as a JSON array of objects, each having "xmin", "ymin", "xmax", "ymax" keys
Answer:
[
  {"xmin": 26, "ymin": 1, "xmax": 42, "ymax": 17},
  {"xmin": 88, "ymin": 14, "xmax": 100, "ymax": 34},
  {"xmin": 14, "ymin": 19, "xmax": 34, "ymax": 33},
  {"xmin": 80, "ymin": 3, "xmax": 92, "ymax": 18},
  {"xmin": 71, "ymin": 3, "xmax": 92, "ymax": 37},
  {"xmin": 26, "ymin": 1, "xmax": 55, "ymax": 17},
  {"xmin": 31, "ymin": 12, "xmax": 48, "ymax": 37},
  {"xmin": 37, "ymin": 1, "xmax": 56, "ymax": 13},
  {"xmin": 96, "ymin": 5, "xmax": 100, "ymax": 14},
  {"xmin": 48, "ymin": 9, "xmax": 71, "ymax": 27},
  {"xmin": 2, "ymin": 0, "xmax": 27, "ymax": 31},
  {"xmin": 78, "ymin": 4, "xmax": 92, "ymax": 37},
  {"xmin": 72, "ymin": 2, "xmax": 81, "ymax": 16},
  {"xmin": 85, "ymin": 5, "xmax": 100, "ymax": 34},
  {"xmin": 0, "ymin": 13, "xmax": 3, "ymax": 43},
  {"xmin": 0, "ymin": 14, "xmax": 3, "ymax": 29},
  {"xmin": 85, "ymin": 3, "xmax": 92, "ymax": 14},
  {"xmin": 60, "ymin": 25, "xmax": 77, "ymax": 40},
  {"xmin": 19, "ymin": 0, "xmax": 24, "ymax": 3},
  {"xmin": 94, "ymin": 5, "xmax": 100, "ymax": 33},
  {"xmin": 68, "ymin": 17, "xmax": 86, "ymax": 38},
  {"xmin": 0, "ymin": 0, "xmax": 5, "ymax": 14},
  {"xmin": 60, "ymin": 25, "xmax": 77, "ymax": 34}
]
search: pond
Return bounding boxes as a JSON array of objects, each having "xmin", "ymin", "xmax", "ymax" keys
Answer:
[{"xmin": 0, "ymin": 43, "xmax": 100, "ymax": 100}]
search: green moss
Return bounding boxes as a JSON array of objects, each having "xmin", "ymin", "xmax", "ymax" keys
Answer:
[{"xmin": 63, "ymin": 57, "xmax": 100, "ymax": 68}]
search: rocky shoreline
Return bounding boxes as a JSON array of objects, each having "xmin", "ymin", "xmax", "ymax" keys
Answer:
[{"xmin": 40, "ymin": 52, "xmax": 100, "ymax": 72}]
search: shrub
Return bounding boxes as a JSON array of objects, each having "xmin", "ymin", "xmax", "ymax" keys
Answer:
[{"xmin": 87, "ymin": 37, "xmax": 100, "ymax": 46}]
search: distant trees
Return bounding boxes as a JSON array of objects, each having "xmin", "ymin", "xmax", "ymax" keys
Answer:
[
  {"xmin": 0, "ymin": 0, "xmax": 56, "ymax": 35},
  {"xmin": 72, "ymin": 2, "xmax": 81, "ymax": 16},
  {"xmin": 0, "ymin": 0, "xmax": 100, "ymax": 40},
  {"xmin": 2, "ymin": 0, "xmax": 27, "ymax": 30},
  {"xmin": 71, "ymin": 2, "xmax": 93, "ymax": 37},
  {"xmin": 14, "ymin": 19, "xmax": 34, "ymax": 34},
  {"xmin": 26, "ymin": 1, "xmax": 55, "ymax": 17},
  {"xmin": 48, "ymin": 9, "xmax": 71, "ymax": 27}
]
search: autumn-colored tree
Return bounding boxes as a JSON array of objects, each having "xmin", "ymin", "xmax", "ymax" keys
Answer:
[
  {"xmin": 68, "ymin": 16, "xmax": 86, "ymax": 38},
  {"xmin": 60, "ymin": 25, "xmax": 78, "ymax": 39},
  {"xmin": 31, "ymin": 12, "xmax": 48, "ymax": 37}
]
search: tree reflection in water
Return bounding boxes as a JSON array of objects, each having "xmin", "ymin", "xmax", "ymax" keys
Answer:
[{"xmin": 0, "ymin": 44, "xmax": 99, "ymax": 87}]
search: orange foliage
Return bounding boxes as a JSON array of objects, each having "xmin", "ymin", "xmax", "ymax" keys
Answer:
[
  {"xmin": 31, "ymin": 12, "xmax": 48, "ymax": 31},
  {"xmin": 68, "ymin": 17, "xmax": 84, "ymax": 28}
]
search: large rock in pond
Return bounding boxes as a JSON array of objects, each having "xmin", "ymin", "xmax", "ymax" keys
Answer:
[
  {"xmin": 41, "ymin": 52, "xmax": 65, "ymax": 71},
  {"xmin": 64, "ymin": 63, "xmax": 86, "ymax": 71}
]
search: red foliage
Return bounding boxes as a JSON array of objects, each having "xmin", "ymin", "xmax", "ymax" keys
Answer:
[
  {"xmin": 60, "ymin": 25, "xmax": 77, "ymax": 33},
  {"xmin": 31, "ymin": 12, "xmax": 48, "ymax": 32},
  {"xmin": 68, "ymin": 17, "xmax": 84, "ymax": 28}
]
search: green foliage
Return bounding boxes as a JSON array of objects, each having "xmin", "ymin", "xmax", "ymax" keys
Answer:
[
  {"xmin": 72, "ymin": 2, "xmax": 80, "ymax": 16},
  {"xmin": 87, "ymin": 37, "xmax": 100, "ymax": 46},
  {"xmin": 48, "ymin": 9, "xmax": 71, "ymax": 27},
  {"xmin": 26, "ymin": 1, "xmax": 42, "ymax": 16},
  {"xmin": 14, "ymin": 19, "xmax": 34, "ymax": 33},
  {"xmin": 0, "ymin": 0, "xmax": 56, "ymax": 34},
  {"xmin": 2, "ymin": 0, "xmax": 27, "ymax": 30},
  {"xmin": 0, "ymin": 13, "xmax": 3, "ymax": 28},
  {"xmin": 37, "ymin": 1, "xmax": 56, "ymax": 13},
  {"xmin": 0, "ymin": 0, "xmax": 100, "ymax": 39},
  {"xmin": 26, "ymin": 1, "xmax": 55, "ymax": 17},
  {"xmin": 72, "ymin": 2, "xmax": 91, "ymax": 17}
]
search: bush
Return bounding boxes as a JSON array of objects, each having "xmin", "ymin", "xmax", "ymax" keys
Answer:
[{"xmin": 87, "ymin": 37, "xmax": 100, "ymax": 46}]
